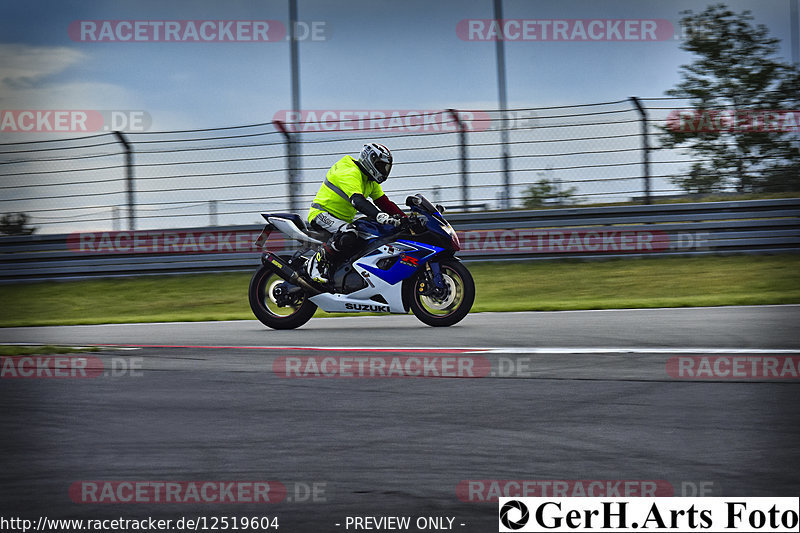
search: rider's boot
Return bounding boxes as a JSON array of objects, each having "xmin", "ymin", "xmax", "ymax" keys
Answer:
[
  {"xmin": 306, "ymin": 225, "xmax": 357, "ymax": 284},
  {"xmin": 307, "ymin": 244, "xmax": 333, "ymax": 284}
]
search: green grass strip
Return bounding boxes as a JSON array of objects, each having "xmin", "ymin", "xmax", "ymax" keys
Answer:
[
  {"xmin": 1, "ymin": 255, "xmax": 798, "ymax": 327},
  {"xmin": 0, "ymin": 345, "xmax": 100, "ymax": 356}
]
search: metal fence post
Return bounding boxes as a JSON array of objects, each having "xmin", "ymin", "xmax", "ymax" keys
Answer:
[
  {"xmin": 791, "ymin": 0, "xmax": 799, "ymax": 67},
  {"xmin": 113, "ymin": 131, "xmax": 135, "ymax": 230},
  {"xmin": 448, "ymin": 109, "xmax": 469, "ymax": 210},
  {"xmin": 288, "ymin": 0, "xmax": 302, "ymax": 215},
  {"xmin": 493, "ymin": 0, "xmax": 512, "ymax": 210},
  {"xmin": 630, "ymin": 96, "xmax": 652, "ymax": 205},
  {"xmin": 209, "ymin": 200, "xmax": 218, "ymax": 226},
  {"xmin": 273, "ymin": 120, "xmax": 299, "ymax": 213}
]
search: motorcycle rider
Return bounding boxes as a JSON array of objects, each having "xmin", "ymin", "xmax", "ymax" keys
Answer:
[{"xmin": 306, "ymin": 143, "xmax": 406, "ymax": 283}]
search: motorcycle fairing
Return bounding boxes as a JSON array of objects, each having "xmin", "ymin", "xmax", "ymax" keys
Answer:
[
  {"xmin": 357, "ymin": 239, "xmax": 443, "ymax": 286},
  {"xmin": 308, "ymin": 238, "xmax": 445, "ymax": 314},
  {"xmin": 265, "ymin": 214, "xmax": 325, "ymax": 245}
]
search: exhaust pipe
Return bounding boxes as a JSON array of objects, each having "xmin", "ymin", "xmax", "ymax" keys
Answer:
[{"xmin": 262, "ymin": 252, "xmax": 321, "ymax": 295}]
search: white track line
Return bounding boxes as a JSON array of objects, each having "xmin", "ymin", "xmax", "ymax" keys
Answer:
[
  {"xmin": 473, "ymin": 347, "xmax": 800, "ymax": 354},
  {"xmin": 88, "ymin": 344, "xmax": 800, "ymax": 354},
  {"xmin": 3, "ymin": 343, "xmax": 798, "ymax": 355}
]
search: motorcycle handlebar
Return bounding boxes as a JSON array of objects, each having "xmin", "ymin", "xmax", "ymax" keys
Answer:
[{"xmin": 404, "ymin": 213, "xmax": 428, "ymax": 232}]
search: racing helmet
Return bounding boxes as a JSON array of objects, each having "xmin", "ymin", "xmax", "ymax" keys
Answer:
[{"xmin": 358, "ymin": 143, "xmax": 393, "ymax": 183}]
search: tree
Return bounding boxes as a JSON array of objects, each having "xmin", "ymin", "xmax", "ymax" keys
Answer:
[
  {"xmin": 521, "ymin": 178, "xmax": 577, "ymax": 209},
  {"xmin": 0, "ymin": 213, "xmax": 37, "ymax": 236},
  {"xmin": 661, "ymin": 4, "xmax": 800, "ymax": 194}
]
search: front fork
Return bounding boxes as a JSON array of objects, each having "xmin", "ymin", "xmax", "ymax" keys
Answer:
[{"xmin": 417, "ymin": 260, "xmax": 449, "ymax": 299}]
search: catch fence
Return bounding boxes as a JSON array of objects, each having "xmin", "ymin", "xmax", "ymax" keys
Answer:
[{"xmin": 3, "ymin": 97, "xmax": 794, "ymax": 235}]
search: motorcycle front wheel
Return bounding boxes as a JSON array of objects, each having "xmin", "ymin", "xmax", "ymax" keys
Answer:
[
  {"xmin": 407, "ymin": 259, "xmax": 475, "ymax": 327},
  {"xmin": 249, "ymin": 261, "xmax": 317, "ymax": 330}
]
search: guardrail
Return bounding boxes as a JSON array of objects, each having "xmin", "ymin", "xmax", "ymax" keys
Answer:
[{"xmin": 1, "ymin": 198, "xmax": 798, "ymax": 283}]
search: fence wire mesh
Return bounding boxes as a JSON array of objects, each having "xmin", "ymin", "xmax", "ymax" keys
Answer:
[{"xmin": 0, "ymin": 98, "xmax": 794, "ymax": 233}]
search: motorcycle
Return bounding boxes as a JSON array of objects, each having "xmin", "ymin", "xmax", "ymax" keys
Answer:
[{"xmin": 249, "ymin": 194, "xmax": 475, "ymax": 329}]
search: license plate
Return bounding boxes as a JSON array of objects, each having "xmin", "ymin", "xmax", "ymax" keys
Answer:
[{"xmin": 253, "ymin": 227, "xmax": 272, "ymax": 248}]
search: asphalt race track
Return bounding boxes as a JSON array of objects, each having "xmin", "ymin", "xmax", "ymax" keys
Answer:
[{"xmin": 1, "ymin": 306, "xmax": 799, "ymax": 532}]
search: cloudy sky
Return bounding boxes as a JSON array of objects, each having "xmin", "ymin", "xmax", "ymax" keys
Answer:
[
  {"xmin": 0, "ymin": 1, "xmax": 797, "ymax": 232},
  {"xmin": 1, "ymin": 0, "xmax": 797, "ymax": 131}
]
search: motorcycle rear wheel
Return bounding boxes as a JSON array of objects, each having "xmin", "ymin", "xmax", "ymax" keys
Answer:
[{"xmin": 249, "ymin": 261, "xmax": 317, "ymax": 330}]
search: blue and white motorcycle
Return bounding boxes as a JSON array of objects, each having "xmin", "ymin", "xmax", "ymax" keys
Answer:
[{"xmin": 249, "ymin": 194, "xmax": 475, "ymax": 329}]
